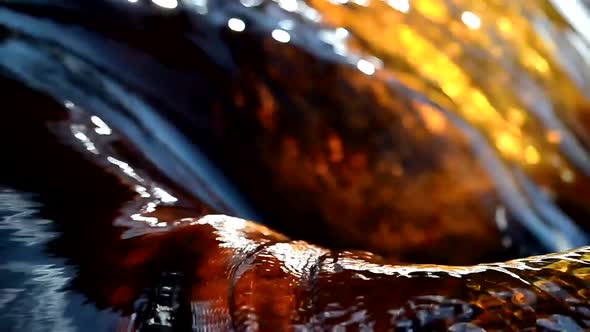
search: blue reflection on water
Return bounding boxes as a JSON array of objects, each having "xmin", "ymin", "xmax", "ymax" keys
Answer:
[{"xmin": 0, "ymin": 188, "xmax": 120, "ymax": 332}]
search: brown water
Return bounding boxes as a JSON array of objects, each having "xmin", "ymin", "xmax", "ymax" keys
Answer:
[{"xmin": 1, "ymin": 0, "xmax": 590, "ymax": 330}]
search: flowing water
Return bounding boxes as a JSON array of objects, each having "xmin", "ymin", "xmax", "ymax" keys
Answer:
[{"xmin": 2, "ymin": 0, "xmax": 590, "ymax": 330}]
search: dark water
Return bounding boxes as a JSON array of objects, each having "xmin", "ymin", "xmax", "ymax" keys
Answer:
[
  {"xmin": 0, "ymin": 189, "xmax": 122, "ymax": 332},
  {"xmin": 0, "ymin": 75, "xmax": 132, "ymax": 331}
]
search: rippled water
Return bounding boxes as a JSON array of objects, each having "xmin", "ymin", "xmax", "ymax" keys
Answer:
[
  {"xmin": 2, "ymin": 0, "xmax": 590, "ymax": 330},
  {"xmin": 0, "ymin": 189, "xmax": 121, "ymax": 332}
]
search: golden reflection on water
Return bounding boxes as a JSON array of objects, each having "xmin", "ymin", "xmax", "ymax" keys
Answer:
[
  {"xmin": 306, "ymin": 0, "xmax": 590, "ymax": 179},
  {"xmin": 216, "ymin": 0, "xmax": 590, "ymax": 255}
]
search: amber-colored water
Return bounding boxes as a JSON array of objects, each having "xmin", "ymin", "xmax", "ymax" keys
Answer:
[{"xmin": 2, "ymin": 0, "xmax": 590, "ymax": 331}]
